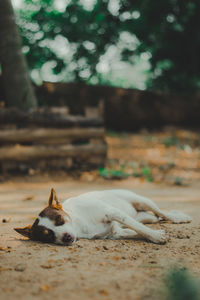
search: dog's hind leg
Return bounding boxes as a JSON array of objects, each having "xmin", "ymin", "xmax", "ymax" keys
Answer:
[
  {"xmin": 136, "ymin": 212, "xmax": 159, "ymax": 224},
  {"xmin": 130, "ymin": 194, "xmax": 192, "ymax": 224},
  {"xmin": 104, "ymin": 209, "xmax": 167, "ymax": 244}
]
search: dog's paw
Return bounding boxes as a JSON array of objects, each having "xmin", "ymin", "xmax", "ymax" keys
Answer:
[
  {"xmin": 149, "ymin": 229, "xmax": 168, "ymax": 244},
  {"xmin": 167, "ymin": 211, "xmax": 192, "ymax": 224}
]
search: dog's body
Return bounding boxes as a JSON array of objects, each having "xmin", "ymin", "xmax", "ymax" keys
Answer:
[{"xmin": 15, "ymin": 189, "xmax": 192, "ymax": 245}]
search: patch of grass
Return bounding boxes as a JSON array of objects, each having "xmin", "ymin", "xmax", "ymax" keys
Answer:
[
  {"xmin": 141, "ymin": 167, "xmax": 154, "ymax": 182},
  {"xmin": 162, "ymin": 136, "xmax": 179, "ymax": 148},
  {"xmin": 165, "ymin": 267, "xmax": 199, "ymax": 300},
  {"xmin": 174, "ymin": 176, "xmax": 184, "ymax": 186},
  {"xmin": 107, "ymin": 130, "xmax": 119, "ymax": 137},
  {"xmin": 98, "ymin": 167, "xmax": 129, "ymax": 180},
  {"xmin": 107, "ymin": 131, "xmax": 129, "ymax": 138},
  {"xmin": 99, "ymin": 164, "xmax": 154, "ymax": 182}
]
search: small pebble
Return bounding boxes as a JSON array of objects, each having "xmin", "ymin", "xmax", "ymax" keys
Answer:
[
  {"xmin": 2, "ymin": 218, "xmax": 10, "ymax": 223},
  {"xmin": 15, "ymin": 264, "xmax": 26, "ymax": 272},
  {"xmin": 103, "ymin": 246, "xmax": 108, "ymax": 250}
]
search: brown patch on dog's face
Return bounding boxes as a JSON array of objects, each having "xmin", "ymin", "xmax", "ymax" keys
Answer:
[
  {"xmin": 30, "ymin": 218, "xmax": 56, "ymax": 243},
  {"xmin": 39, "ymin": 187, "xmax": 70, "ymax": 226},
  {"xmin": 39, "ymin": 207, "xmax": 66, "ymax": 226}
]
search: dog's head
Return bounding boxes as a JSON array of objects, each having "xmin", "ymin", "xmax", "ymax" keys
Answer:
[{"xmin": 14, "ymin": 189, "xmax": 76, "ymax": 245}]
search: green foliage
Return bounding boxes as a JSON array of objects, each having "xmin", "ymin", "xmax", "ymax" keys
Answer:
[
  {"xmin": 141, "ymin": 167, "xmax": 154, "ymax": 182},
  {"xmin": 98, "ymin": 164, "xmax": 154, "ymax": 181},
  {"xmin": 121, "ymin": 0, "xmax": 200, "ymax": 91},
  {"xmin": 15, "ymin": 0, "xmax": 200, "ymax": 91},
  {"xmin": 162, "ymin": 136, "xmax": 179, "ymax": 147},
  {"xmin": 173, "ymin": 176, "xmax": 183, "ymax": 186},
  {"xmin": 107, "ymin": 130, "xmax": 119, "ymax": 137},
  {"xmin": 107, "ymin": 131, "xmax": 128, "ymax": 138},
  {"xmin": 98, "ymin": 166, "xmax": 129, "ymax": 180},
  {"xmin": 16, "ymin": 0, "xmax": 120, "ymax": 82},
  {"xmin": 165, "ymin": 267, "xmax": 199, "ymax": 300}
]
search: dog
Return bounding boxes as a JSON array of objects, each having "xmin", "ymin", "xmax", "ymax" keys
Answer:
[{"xmin": 15, "ymin": 188, "xmax": 192, "ymax": 245}]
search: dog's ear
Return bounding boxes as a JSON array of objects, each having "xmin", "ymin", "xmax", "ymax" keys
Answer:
[
  {"xmin": 14, "ymin": 225, "xmax": 32, "ymax": 238},
  {"xmin": 48, "ymin": 188, "xmax": 62, "ymax": 209},
  {"xmin": 48, "ymin": 188, "xmax": 56, "ymax": 206}
]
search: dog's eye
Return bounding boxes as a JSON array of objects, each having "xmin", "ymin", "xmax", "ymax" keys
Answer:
[
  {"xmin": 31, "ymin": 226, "xmax": 55, "ymax": 243},
  {"xmin": 42, "ymin": 229, "xmax": 55, "ymax": 243},
  {"xmin": 55, "ymin": 215, "xmax": 65, "ymax": 226}
]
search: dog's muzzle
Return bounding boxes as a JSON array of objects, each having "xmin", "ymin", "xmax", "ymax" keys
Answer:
[{"xmin": 62, "ymin": 233, "xmax": 75, "ymax": 245}]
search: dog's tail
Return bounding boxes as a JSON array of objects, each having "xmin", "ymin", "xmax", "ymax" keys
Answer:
[{"xmin": 164, "ymin": 211, "xmax": 192, "ymax": 224}]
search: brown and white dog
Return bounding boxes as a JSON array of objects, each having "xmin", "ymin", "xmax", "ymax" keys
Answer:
[{"xmin": 15, "ymin": 188, "xmax": 192, "ymax": 245}]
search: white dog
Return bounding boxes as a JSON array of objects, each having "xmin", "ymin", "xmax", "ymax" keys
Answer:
[{"xmin": 15, "ymin": 188, "xmax": 192, "ymax": 245}]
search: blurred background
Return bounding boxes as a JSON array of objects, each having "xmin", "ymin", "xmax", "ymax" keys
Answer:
[
  {"xmin": 10, "ymin": 0, "xmax": 200, "ymax": 91},
  {"xmin": 0, "ymin": 0, "xmax": 200, "ymax": 184}
]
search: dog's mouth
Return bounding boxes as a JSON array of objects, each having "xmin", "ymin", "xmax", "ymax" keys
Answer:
[{"xmin": 63, "ymin": 241, "xmax": 74, "ymax": 246}]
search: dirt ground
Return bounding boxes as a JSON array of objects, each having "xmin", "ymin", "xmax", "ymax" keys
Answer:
[{"xmin": 0, "ymin": 130, "xmax": 200, "ymax": 300}]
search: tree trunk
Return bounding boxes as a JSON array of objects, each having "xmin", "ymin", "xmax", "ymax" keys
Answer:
[{"xmin": 0, "ymin": 0, "xmax": 37, "ymax": 110}]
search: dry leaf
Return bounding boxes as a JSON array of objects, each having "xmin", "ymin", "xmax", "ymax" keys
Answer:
[
  {"xmin": 0, "ymin": 267, "xmax": 10, "ymax": 272},
  {"xmin": 0, "ymin": 247, "xmax": 11, "ymax": 253},
  {"xmin": 40, "ymin": 264, "xmax": 53, "ymax": 269},
  {"xmin": 100, "ymin": 262, "xmax": 107, "ymax": 266},
  {"xmin": 47, "ymin": 259, "xmax": 56, "ymax": 264},
  {"xmin": 113, "ymin": 256, "xmax": 120, "ymax": 261},
  {"xmin": 18, "ymin": 276, "xmax": 26, "ymax": 282},
  {"xmin": 99, "ymin": 289, "xmax": 109, "ymax": 296},
  {"xmin": 68, "ymin": 247, "xmax": 77, "ymax": 252},
  {"xmin": 23, "ymin": 195, "xmax": 34, "ymax": 201},
  {"xmin": 40, "ymin": 284, "xmax": 52, "ymax": 292}
]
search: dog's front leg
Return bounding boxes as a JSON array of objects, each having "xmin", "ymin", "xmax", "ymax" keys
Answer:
[{"xmin": 104, "ymin": 209, "xmax": 167, "ymax": 244}]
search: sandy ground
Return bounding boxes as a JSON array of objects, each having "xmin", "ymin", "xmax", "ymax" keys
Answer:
[{"xmin": 0, "ymin": 178, "xmax": 200, "ymax": 300}]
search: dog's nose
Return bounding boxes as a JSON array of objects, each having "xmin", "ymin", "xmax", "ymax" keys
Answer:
[{"xmin": 62, "ymin": 233, "xmax": 74, "ymax": 244}]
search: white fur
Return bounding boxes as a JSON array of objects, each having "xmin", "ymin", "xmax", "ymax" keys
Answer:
[{"xmin": 42, "ymin": 189, "xmax": 192, "ymax": 244}]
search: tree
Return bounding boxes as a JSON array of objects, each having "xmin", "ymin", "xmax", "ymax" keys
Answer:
[
  {"xmin": 120, "ymin": 0, "xmax": 200, "ymax": 92},
  {"xmin": 16, "ymin": 0, "xmax": 200, "ymax": 92},
  {"xmin": 16, "ymin": 0, "xmax": 120, "ymax": 83},
  {"xmin": 0, "ymin": 0, "xmax": 37, "ymax": 110}
]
